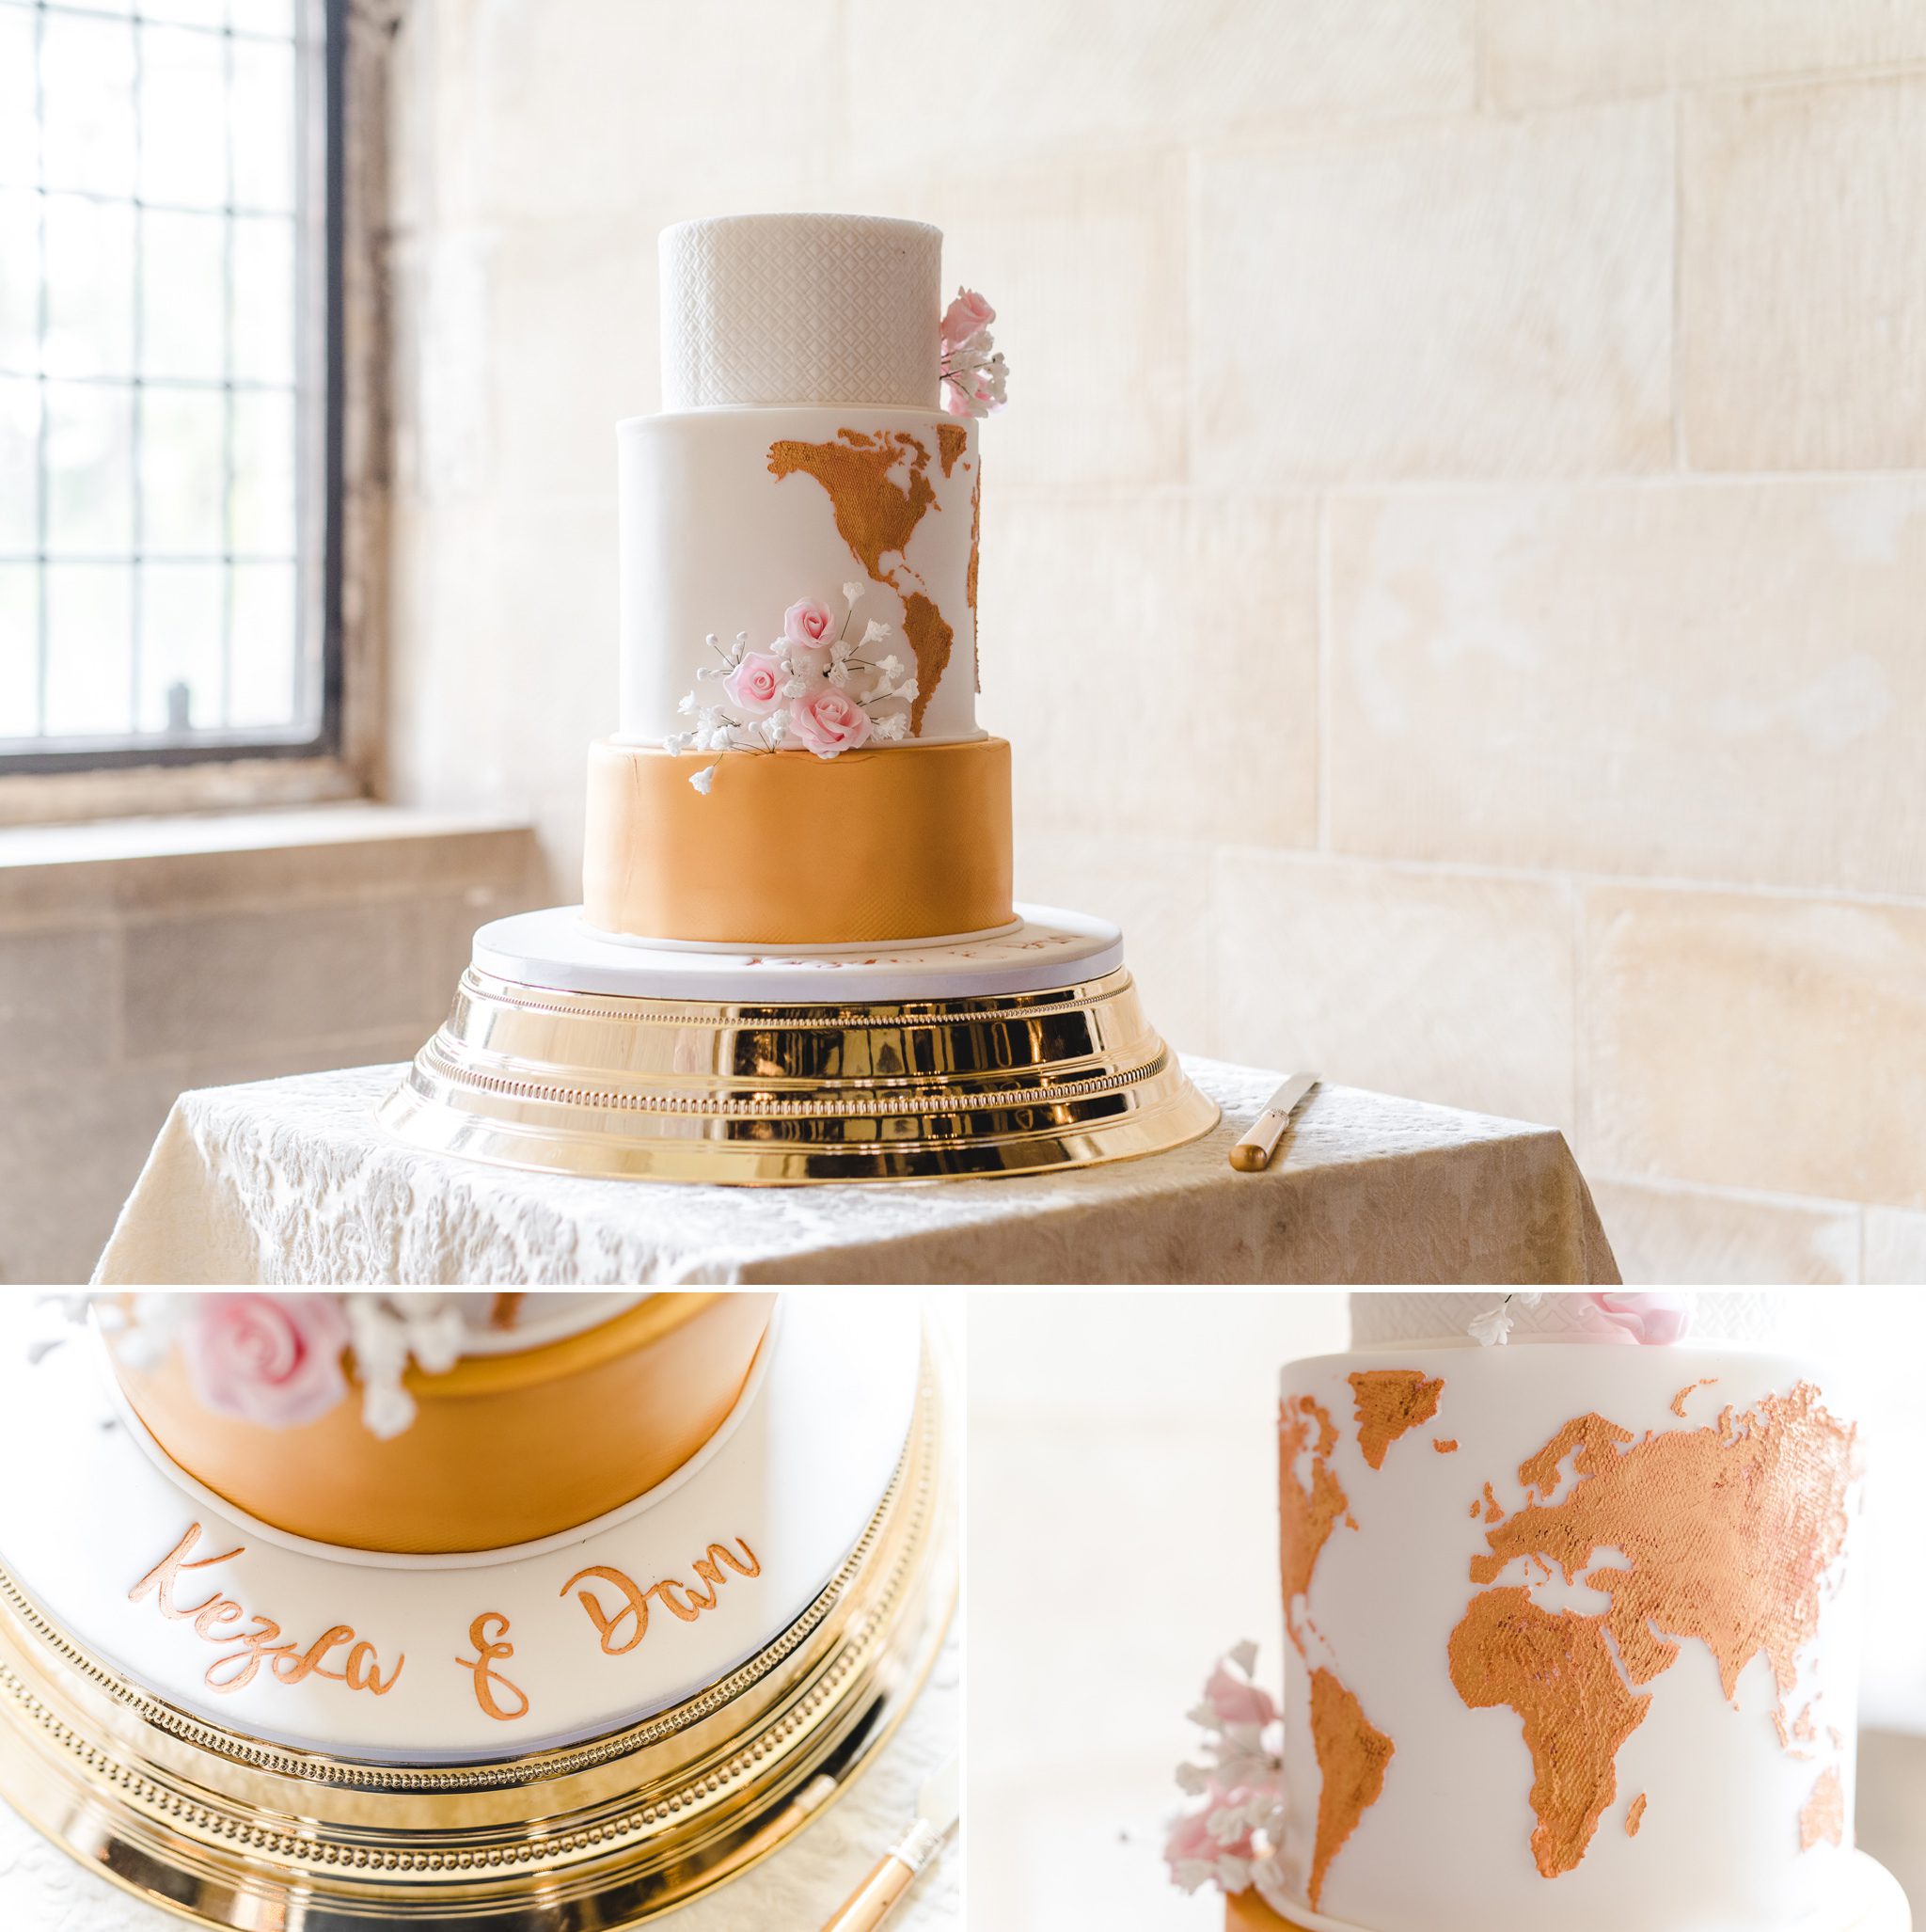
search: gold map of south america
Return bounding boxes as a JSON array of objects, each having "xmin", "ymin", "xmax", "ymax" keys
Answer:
[{"xmin": 766, "ymin": 430, "xmax": 954, "ymax": 736}]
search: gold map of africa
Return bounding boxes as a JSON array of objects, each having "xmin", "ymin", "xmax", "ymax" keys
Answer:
[
  {"xmin": 1448, "ymin": 1383, "xmax": 1857, "ymax": 1880},
  {"xmin": 766, "ymin": 430, "xmax": 955, "ymax": 736}
]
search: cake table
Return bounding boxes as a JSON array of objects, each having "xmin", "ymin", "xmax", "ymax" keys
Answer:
[{"xmin": 92, "ymin": 1062, "xmax": 1618, "ymax": 1284}]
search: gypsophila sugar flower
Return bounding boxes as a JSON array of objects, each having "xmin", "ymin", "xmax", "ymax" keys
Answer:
[
  {"xmin": 689, "ymin": 763, "xmax": 718, "ymax": 795},
  {"xmin": 861, "ymin": 620, "xmax": 892, "ymax": 647}
]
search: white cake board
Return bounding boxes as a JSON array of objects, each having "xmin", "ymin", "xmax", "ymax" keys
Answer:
[
  {"xmin": 0, "ymin": 1291, "xmax": 920, "ymax": 1765},
  {"xmin": 475, "ymin": 901, "xmax": 1124, "ymax": 1003}
]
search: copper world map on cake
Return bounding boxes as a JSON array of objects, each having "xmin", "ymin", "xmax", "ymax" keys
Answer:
[
  {"xmin": 767, "ymin": 428, "xmax": 958, "ymax": 735},
  {"xmin": 1280, "ymin": 1391, "xmax": 1397, "ymax": 1910},
  {"xmin": 1447, "ymin": 1383, "xmax": 1858, "ymax": 1880}
]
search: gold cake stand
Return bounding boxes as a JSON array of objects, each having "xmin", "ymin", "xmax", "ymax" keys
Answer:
[
  {"xmin": 379, "ymin": 961, "xmax": 1219, "ymax": 1182},
  {"xmin": 0, "ymin": 1364, "xmax": 953, "ymax": 1928}
]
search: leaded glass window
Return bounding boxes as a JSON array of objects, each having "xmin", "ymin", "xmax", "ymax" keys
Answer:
[{"xmin": 0, "ymin": 0, "xmax": 336, "ymax": 768}]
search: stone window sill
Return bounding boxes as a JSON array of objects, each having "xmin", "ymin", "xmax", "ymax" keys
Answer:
[{"xmin": 0, "ymin": 804, "xmax": 538, "ymax": 924}]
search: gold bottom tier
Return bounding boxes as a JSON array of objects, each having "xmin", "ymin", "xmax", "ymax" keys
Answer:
[
  {"xmin": 0, "ymin": 1360, "xmax": 952, "ymax": 1928},
  {"xmin": 583, "ymin": 736, "xmax": 1015, "ymax": 945},
  {"xmin": 380, "ymin": 962, "xmax": 1220, "ymax": 1183}
]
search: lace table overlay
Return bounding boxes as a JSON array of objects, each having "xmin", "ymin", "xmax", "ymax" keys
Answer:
[{"xmin": 92, "ymin": 1061, "xmax": 1617, "ymax": 1286}]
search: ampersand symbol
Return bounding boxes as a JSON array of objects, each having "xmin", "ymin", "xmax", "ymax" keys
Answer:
[{"xmin": 456, "ymin": 1610, "xmax": 529, "ymax": 1722}]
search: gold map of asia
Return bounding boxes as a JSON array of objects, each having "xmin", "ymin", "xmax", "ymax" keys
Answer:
[{"xmin": 1279, "ymin": 1370, "xmax": 1855, "ymax": 1911}]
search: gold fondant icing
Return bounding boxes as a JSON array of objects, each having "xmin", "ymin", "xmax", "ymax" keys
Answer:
[
  {"xmin": 1452, "ymin": 1384, "xmax": 1858, "ymax": 1878},
  {"xmin": 766, "ymin": 427, "xmax": 962, "ymax": 735},
  {"xmin": 583, "ymin": 736, "xmax": 1013, "ymax": 945},
  {"xmin": 115, "ymin": 1294, "xmax": 775, "ymax": 1555},
  {"xmin": 1224, "ymin": 1896, "xmax": 1309, "ymax": 1932},
  {"xmin": 1801, "ymin": 1766, "xmax": 1845, "ymax": 1850},
  {"xmin": 1626, "ymin": 1791, "xmax": 1648, "ymax": 1835},
  {"xmin": 1307, "ymin": 1665, "xmax": 1395, "ymax": 1910},
  {"xmin": 935, "ymin": 423, "xmax": 968, "ymax": 476},
  {"xmin": 1348, "ymin": 1369, "xmax": 1444, "ymax": 1471},
  {"xmin": 456, "ymin": 1612, "xmax": 529, "ymax": 1723},
  {"xmin": 1433, "ymin": 1436, "xmax": 1459, "ymax": 1453},
  {"xmin": 1473, "ymin": 1385, "xmax": 1857, "ymax": 1701},
  {"xmin": 767, "ymin": 429, "xmax": 938, "ymax": 585},
  {"xmin": 1448, "ymin": 1585, "xmax": 1650, "ymax": 1877},
  {"xmin": 129, "ymin": 1523, "xmax": 406, "ymax": 1697},
  {"xmin": 1278, "ymin": 1395, "xmax": 1352, "ymax": 1655}
]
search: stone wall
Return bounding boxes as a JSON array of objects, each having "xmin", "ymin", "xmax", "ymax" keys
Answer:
[{"xmin": 385, "ymin": 0, "xmax": 1926, "ymax": 1281}]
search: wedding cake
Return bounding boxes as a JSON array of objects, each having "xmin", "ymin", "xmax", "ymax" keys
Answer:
[
  {"xmin": 585, "ymin": 212, "xmax": 1008, "ymax": 946},
  {"xmin": 0, "ymin": 1291, "xmax": 951, "ymax": 1923},
  {"xmin": 1170, "ymin": 1292, "xmax": 1909, "ymax": 1932},
  {"xmin": 382, "ymin": 212, "xmax": 1217, "ymax": 1184}
]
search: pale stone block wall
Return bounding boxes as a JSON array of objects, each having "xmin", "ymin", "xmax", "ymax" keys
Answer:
[
  {"xmin": 0, "ymin": 816, "xmax": 536, "ymax": 1283},
  {"xmin": 385, "ymin": 0, "xmax": 1926, "ymax": 1281}
]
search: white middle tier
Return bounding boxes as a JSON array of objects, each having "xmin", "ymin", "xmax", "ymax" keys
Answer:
[{"xmin": 618, "ymin": 405, "xmax": 981, "ymax": 746}]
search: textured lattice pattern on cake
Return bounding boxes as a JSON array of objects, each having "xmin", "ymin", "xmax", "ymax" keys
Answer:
[
  {"xmin": 1350, "ymin": 1291, "xmax": 1799, "ymax": 1350},
  {"xmin": 660, "ymin": 214, "xmax": 941, "ymax": 410}
]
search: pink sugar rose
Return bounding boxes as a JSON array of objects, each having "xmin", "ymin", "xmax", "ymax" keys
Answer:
[
  {"xmin": 182, "ymin": 1294, "xmax": 352, "ymax": 1429},
  {"xmin": 940, "ymin": 288, "xmax": 995, "ymax": 355},
  {"xmin": 1588, "ymin": 1291, "xmax": 1692, "ymax": 1345},
  {"xmin": 1205, "ymin": 1662, "xmax": 1278, "ymax": 1730},
  {"xmin": 722, "ymin": 650, "xmax": 785, "ymax": 718},
  {"xmin": 782, "ymin": 597, "xmax": 840, "ymax": 650},
  {"xmin": 788, "ymin": 686, "xmax": 873, "ymax": 757}
]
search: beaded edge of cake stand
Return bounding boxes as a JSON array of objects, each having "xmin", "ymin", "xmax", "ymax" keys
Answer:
[
  {"xmin": 381, "ymin": 960, "xmax": 1221, "ymax": 1183},
  {"xmin": 0, "ymin": 1358, "xmax": 955, "ymax": 1926}
]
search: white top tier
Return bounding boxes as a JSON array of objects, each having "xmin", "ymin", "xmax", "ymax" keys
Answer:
[{"xmin": 659, "ymin": 213, "xmax": 942, "ymax": 410}]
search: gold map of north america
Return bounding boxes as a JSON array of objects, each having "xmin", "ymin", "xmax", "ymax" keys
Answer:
[{"xmin": 766, "ymin": 429, "xmax": 961, "ymax": 736}]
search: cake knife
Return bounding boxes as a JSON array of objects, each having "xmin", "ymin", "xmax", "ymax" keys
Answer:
[
  {"xmin": 820, "ymin": 1753, "xmax": 958, "ymax": 1931},
  {"xmin": 1228, "ymin": 1071, "xmax": 1318, "ymax": 1172}
]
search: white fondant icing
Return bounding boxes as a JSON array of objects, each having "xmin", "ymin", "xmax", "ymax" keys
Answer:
[
  {"xmin": 616, "ymin": 406, "xmax": 979, "ymax": 747},
  {"xmin": 473, "ymin": 903, "xmax": 1124, "ymax": 1003},
  {"xmin": 1276, "ymin": 1341, "xmax": 1868, "ymax": 1932},
  {"xmin": 408, "ymin": 1291, "xmax": 650, "ymax": 1357},
  {"xmin": 659, "ymin": 214, "xmax": 940, "ymax": 411},
  {"xmin": 0, "ymin": 1292, "xmax": 921, "ymax": 1764},
  {"xmin": 1349, "ymin": 1291, "xmax": 1805, "ymax": 1353}
]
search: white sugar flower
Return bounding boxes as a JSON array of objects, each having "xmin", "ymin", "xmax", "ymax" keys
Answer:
[
  {"xmin": 689, "ymin": 762, "xmax": 718, "ymax": 795},
  {"xmin": 872, "ymin": 712, "xmax": 908, "ymax": 741},
  {"xmin": 662, "ymin": 731, "xmax": 694, "ymax": 753},
  {"xmin": 675, "ymin": 691, "xmax": 695, "ymax": 715},
  {"xmin": 896, "ymin": 677, "xmax": 918, "ymax": 703},
  {"xmin": 861, "ymin": 619, "xmax": 892, "ymax": 646},
  {"xmin": 876, "ymin": 654, "xmax": 903, "ymax": 680},
  {"xmin": 782, "ymin": 675, "xmax": 811, "ymax": 698},
  {"xmin": 827, "ymin": 662, "xmax": 852, "ymax": 689},
  {"xmin": 843, "ymin": 580, "xmax": 864, "ymax": 606},
  {"xmin": 1468, "ymin": 1303, "xmax": 1514, "ymax": 1348},
  {"xmin": 696, "ymin": 663, "xmax": 718, "ymax": 681}
]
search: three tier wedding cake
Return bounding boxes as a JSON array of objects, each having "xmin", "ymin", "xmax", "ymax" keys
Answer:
[
  {"xmin": 586, "ymin": 213, "xmax": 1010, "ymax": 947},
  {"xmin": 1169, "ymin": 1292, "xmax": 1909, "ymax": 1932},
  {"xmin": 384, "ymin": 212, "xmax": 1217, "ymax": 1184}
]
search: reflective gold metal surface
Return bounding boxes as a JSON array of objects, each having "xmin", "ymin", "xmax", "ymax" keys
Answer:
[
  {"xmin": 379, "ymin": 964, "xmax": 1220, "ymax": 1182},
  {"xmin": 0, "ymin": 1365, "xmax": 953, "ymax": 1927}
]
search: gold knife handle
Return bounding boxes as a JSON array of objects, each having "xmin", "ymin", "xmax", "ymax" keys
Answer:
[
  {"xmin": 1230, "ymin": 1108, "xmax": 1290, "ymax": 1171},
  {"xmin": 822, "ymin": 1853, "xmax": 918, "ymax": 1932}
]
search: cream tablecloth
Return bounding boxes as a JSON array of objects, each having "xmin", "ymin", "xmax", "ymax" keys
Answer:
[{"xmin": 93, "ymin": 1058, "xmax": 1616, "ymax": 1284}]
